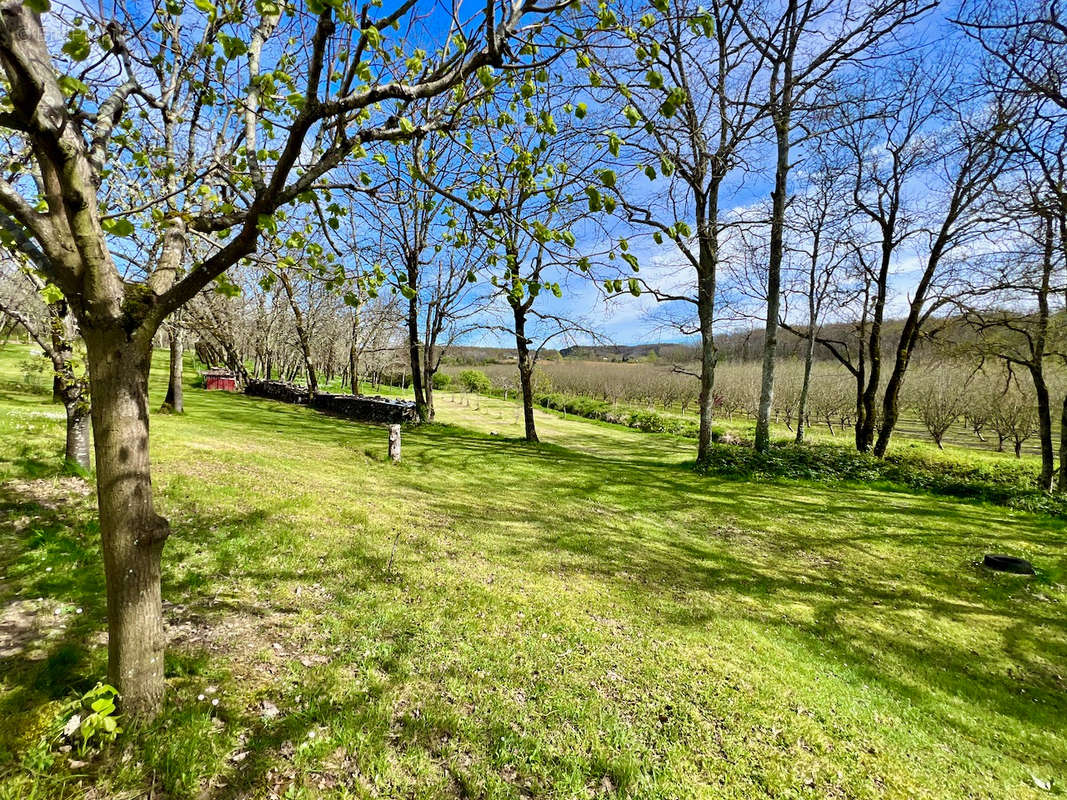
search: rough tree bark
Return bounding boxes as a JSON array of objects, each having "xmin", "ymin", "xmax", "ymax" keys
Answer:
[{"xmin": 84, "ymin": 327, "xmax": 170, "ymax": 717}]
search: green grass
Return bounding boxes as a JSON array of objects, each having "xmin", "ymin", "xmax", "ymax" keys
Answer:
[{"xmin": 0, "ymin": 343, "xmax": 1065, "ymax": 799}]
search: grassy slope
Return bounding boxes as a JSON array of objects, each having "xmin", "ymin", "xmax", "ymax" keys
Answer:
[{"xmin": 0, "ymin": 343, "xmax": 1064, "ymax": 799}]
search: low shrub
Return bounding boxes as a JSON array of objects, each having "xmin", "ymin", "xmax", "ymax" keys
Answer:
[
  {"xmin": 458, "ymin": 369, "xmax": 492, "ymax": 394},
  {"xmin": 696, "ymin": 441, "xmax": 1067, "ymax": 517},
  {"xmin": 533, "ymin": 392, "xmax": 705, "ymax": 439}
]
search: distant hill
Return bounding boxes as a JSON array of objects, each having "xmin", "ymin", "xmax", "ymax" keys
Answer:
[{"xmin": 443, "ymin": 314, "xmax": 984, "ymax": 367}]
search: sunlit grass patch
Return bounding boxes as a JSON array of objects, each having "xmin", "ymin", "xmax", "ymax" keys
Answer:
[{"xmin": 0, "ymin": 342, "xmax": 1064, "ymax": 799}]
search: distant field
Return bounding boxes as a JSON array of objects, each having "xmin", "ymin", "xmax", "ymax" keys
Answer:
[
  {"xmin": 0, "ymin": 342, "xmax": 1063, "ymax": 799},
  {"xmin": 432, "ymin": 357, "xmax": 1060, "ymax": 459}
]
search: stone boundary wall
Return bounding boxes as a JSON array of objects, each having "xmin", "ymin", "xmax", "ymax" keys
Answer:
[
  {"xmin": 245, "ymin": 380, "xmax": 417, "ymax": 424},
  {"xmin": 245, "ymin": 380, "xmax": 309, "ymax": 405},
  {"xmin": 310, "ymin": 392, "xmax": 418, "ymax": 424}
]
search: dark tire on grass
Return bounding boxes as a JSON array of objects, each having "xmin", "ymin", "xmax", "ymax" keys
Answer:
[{"xmin": 983, "ymin": 554, "xmax": 1035, "ymax": 575}]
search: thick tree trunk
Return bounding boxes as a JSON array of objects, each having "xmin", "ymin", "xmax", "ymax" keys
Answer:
[
  {"xmin": 64, "ymin": 397, "xmax": 91, "ymax": 471},
  {"xmin": 84, "ymin": 328, "xmax": 169, "ymax": 720},
  {"xmin": 512, "ymin": 303, "xmax": 538, "ymax": 443},
  {"xmin": 160, "ymin": 327, "xmax": 183, "ymax": 413}
]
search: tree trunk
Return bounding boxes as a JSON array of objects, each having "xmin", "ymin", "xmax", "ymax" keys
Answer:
[
  {"xmin": 84, "ymin": 328, "xmax": 169, "ymax": 720},
  {"xmin": 1058, "ymin": 395, "xmax": 1067, "ymax": 492},
  {"xmin": 64, "ymin": 396, "xmax": 91, "ymax": 471},
  {"xmin": 406, "ymin": 287, "xmax": 429, "ymax": 422},
  {"xmin": 696, "ymin": 270, "xmax": 717, "ymax": 462},
  {"xmin": 279, "ymin": 271, "xmax": 317, "ymax": 395},
  {"xmin": 160, "ymin": 327, "xmax": 183, "ymax": 413},
  {"xmin": 348, "ymin": 310, "xmax": 359, "ymax": 393},
  {"xmin": 756, "ymin": 101, "xmax": 791, "ymax": 454},
  {"xmin": 1030, "ymin": 365, "xmax": 1055, "ymax": 491},
  {"xmin": 796, "ymin": 328, "xmax": 815, "ymax": 445},
  {"xmin": 512, "ymin": 303, "xmax": 538, "ymax": 443},
  {"xmin": 422, "ymin": 361, "xmax": 436, "ymax": 422}
]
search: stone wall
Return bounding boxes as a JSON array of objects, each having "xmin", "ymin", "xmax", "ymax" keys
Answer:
[
  {"xmin": 245, "ymin": 380, "xmax": 309, "ymax": 405},
  {"xmin": 244, "ymin": 380, "xmax": 417, "ymax": 424},
  {"xmin": 310, "ymin": 392, "xmax": 418, "ymax": 424}
]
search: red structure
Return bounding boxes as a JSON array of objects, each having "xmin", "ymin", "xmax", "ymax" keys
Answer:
[{"xmin": 202, "ymin": 368, "xmax": 238, "ymax": 392}]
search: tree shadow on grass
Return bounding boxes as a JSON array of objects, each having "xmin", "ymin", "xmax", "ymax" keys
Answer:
[{"xmin": 407, "ymin": 432, "xmax": 1067, "ymax": 768}]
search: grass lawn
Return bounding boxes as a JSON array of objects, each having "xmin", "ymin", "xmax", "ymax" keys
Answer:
[{"xmin": 0, "ymin": 343, "xmax": 1064, "ymax": 799}]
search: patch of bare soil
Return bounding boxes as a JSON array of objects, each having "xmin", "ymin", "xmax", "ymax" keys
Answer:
[
  {"xmin": 3, "ymin": 476, "xmax": 93, "ymax": 511},
  {"xmin": 0, "ymin": 477, "xmax": 94, "ymax": 658}
]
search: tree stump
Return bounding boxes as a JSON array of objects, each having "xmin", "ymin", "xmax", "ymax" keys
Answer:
[{"xmin": 388, "ymin": 424, "xmax": 401, "ymax": 463}]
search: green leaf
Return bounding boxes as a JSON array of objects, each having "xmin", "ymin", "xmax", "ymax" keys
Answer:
[
  {"xmin": 102, "ymin": 218, "xmax": 135, "ymax": 237},
  {"xmin": 362, "ymin": 26, "xmax": 383, "ymax": 49},
  {"xmin": 623, "ymin": 105, "xmax": 641, "ymax": 125},
  {"xmin": 192, "ymin": 0, "xmax": 214, "ymax": 14},
  {"xmin": 646, "ymin": 70, "xmax": 663, "ymax": 90},
  {"xmin": 57, "ymin": 75, "xmax": 88, "ymax": 96},
  {"xmin": 22, "ymin": 0, "xmax": 49, "ymax": 12},
  {"xmin": 397, "ymin": 117, "xmax": 415, "ymax": 133},
  {"xmin": 599, "ymin": 169, "xmax": 616, "ymax": 188},
  {"xmin": 574, "ymin": 102, "xmax": 588, "ymax": 119},
  {"xmin": 606, "ymin": 131, "xmax": 623, "ymax": 157},
  {"xmin": 39, "ymin": 283, "xmax": 64, "ymax": 304},
  {"xmin": 219, "ymin": 34, "xmax": 247, "ymax": 60},
  {"xmin": 61, "ymin": 29, "xmax": 91, "ymax": 62},
  {"xmin": 585, "ymin": 186, "xmax": 602, "ymax": 212}
]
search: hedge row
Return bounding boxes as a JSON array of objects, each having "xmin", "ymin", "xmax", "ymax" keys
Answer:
[
  {"xmin": 697, "ymin": 441, "xmax": 1067, "ymax": 518},
  {"xmin": 533, "ymin": 392, "xmax": 706, "ymax": 439}
]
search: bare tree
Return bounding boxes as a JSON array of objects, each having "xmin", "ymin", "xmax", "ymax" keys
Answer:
[{"xmin": 728, "ymin": 0, "xmax": 934, "ymax": 453}]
